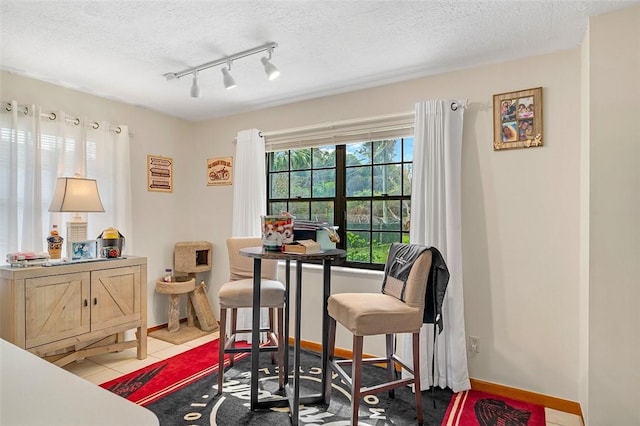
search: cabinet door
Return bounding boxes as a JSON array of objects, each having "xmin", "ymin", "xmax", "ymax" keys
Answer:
[
  {"xmin": 90, "ymin": 266, "xmax": 141, "ymax": 331},
  {"xmin": 25, "ymin": 272, "xmax": 90, "ymax": 349}
]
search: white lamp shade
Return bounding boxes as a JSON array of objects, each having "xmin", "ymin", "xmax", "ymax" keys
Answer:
[{"xmin": 48, "ymin": 177, "xmax": 105, "ymax": 213}]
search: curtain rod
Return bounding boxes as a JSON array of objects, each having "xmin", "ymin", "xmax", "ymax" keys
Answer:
[
  {"xmin": 4, "ymin": 101, "xmax": 125, "ymax": 134},
  {"xmin": 258, "ymin": 101, "xmax": 467, "ymax": 139}
]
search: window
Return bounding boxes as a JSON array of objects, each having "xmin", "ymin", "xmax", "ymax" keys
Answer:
[{"xmin": 267, "ymin": 137, "xmax": 413, "ymax": 270}]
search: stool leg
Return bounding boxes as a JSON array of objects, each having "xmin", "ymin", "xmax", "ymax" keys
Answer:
[
  {"xmin": 412, "ymin": 332, "xmax": 423, "ymax": 425},
  {"xmin": 269, "ymin": 307, "xmax": 276, "ymax": 364},
  {"xmin": 218, "ymin": 307, "xmax": 227, "ymax": 395},
  {"xmin": 386, "ymin": 333, "xmax": 395, "ymax": 398},
  {"xmin": 229, "ymin": 308, "xmax": 238, "ymax": 366},
  {"xmin": 351, "ymin": 335, "xmax": 363, "ymax": 426},
  {"xmin": 277, "ymin": 306, "xmax": 284, "ymax": 389}
]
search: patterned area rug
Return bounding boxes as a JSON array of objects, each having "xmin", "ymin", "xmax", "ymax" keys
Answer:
[
  {"xmin": 442, "ymin": 389, "xmax": 546, "ymax": 426},
  {"xmin": 144, "ymin": 348, "xmax": 453, "ymax": 425}
]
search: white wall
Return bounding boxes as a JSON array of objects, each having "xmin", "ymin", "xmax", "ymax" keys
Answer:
[{"xmin": 586, "ymin": 5, "xmax": 640, "ymax": 425}]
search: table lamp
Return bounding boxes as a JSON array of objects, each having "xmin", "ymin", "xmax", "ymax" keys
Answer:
[{"xmin": 48, "ymin": 176, "xmax": 105, "ymax": 249}]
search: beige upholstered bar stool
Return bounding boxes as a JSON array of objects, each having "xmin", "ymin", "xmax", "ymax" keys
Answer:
[
  {"xmin": 327, "ymin": 244, "xmax": 433, "ymax": 425},
  {"xmin": 217, "ymin": 237, "xmax": 285, "ymax": 394}
]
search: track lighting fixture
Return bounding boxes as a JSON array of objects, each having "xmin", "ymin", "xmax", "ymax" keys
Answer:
[
  {"xmin": 221, "ymin": 64, "xmax": 236, "ymax": 90},
  {"xmin": 190, "ymin": 71, "xmax": 200, "ymax": 98},
  {"xmin": 261, "ymin": 46, "xmax": 280, "ymax": 80},
  {"xmin": 164, "ymin": 42, "xmax": 279, "ymax": 97}
]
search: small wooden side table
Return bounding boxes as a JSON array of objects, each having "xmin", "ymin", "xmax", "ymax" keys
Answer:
[{"xmin": 155, "ymin": 278, "xmax": 196, "ymax": 332}]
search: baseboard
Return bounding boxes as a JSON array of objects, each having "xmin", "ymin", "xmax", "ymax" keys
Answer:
[{"xmin": 294, "ymin": 338, "xmax": 583, "ymax": 420}]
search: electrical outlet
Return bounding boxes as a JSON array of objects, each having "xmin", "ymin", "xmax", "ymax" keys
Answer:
[{"xmin": 468, "ymin": 336, "xmax": 480, "ymax": 353}]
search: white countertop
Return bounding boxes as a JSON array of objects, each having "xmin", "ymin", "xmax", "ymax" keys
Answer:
[{"xmin": 0, "ymin": 339, "xmax": 159, "ymax": 426}]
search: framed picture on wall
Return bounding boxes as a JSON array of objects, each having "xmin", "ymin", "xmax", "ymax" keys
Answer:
[
  {"xmin": 493, "ymin": 87, "xmax": 543, "ymax": 151},
  {"xmin": 147, "ymin": 155, "xmax": 173, "ymax": 192},
  {"xmin": 207, "ymin": 156, "xmax": 233, "ymax": 186}
]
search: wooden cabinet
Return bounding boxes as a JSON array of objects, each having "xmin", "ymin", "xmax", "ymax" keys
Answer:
[{"xmin": 1, "ymin": 256, "xmax": 147, "ymax": 366}]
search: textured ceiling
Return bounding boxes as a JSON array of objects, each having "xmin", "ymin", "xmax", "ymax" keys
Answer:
[{"xmin": 1, "ymin": 1, "xmax": 637, "ymax": 122}]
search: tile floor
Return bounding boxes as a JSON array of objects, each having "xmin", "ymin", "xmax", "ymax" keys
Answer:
[{"xmin": 64, "ymin": 333, "xmax": 583, "ymax": 426}]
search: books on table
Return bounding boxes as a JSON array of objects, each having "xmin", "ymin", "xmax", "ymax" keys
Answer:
[{"xmin": 283, "ymin": 240, "xmax": 322, "ymax": 254}]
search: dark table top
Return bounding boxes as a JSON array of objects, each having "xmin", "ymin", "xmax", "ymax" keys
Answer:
[{"xmin": 239, "ymin": 246, "xmax": 346, "ymax": 261}]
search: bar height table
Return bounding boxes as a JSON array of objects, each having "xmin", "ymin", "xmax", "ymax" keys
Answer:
[{"xmin": 239, "ymin": 247, "xmax": 346, "ymax": 425}]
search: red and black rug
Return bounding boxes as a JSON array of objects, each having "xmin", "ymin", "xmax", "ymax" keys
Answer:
[
  {"xmin": 101, "ymin": 340, "xmax": 544, "ymax": 425},
  {"xmin": 442, "ymin": 389, "xmax": 546, "ymax": 426},
  {"xmin": 100, "ymin": 339, "xmax": 249, "ymax": 406}
]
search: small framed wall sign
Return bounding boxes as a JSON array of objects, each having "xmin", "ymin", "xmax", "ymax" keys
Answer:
[
  {"xmin": 147, "ymin": 155, "xmax": 173, "ymax": 192},
  {"xmin": 493, "ymin": 87, "xmax": 543, "ymax": 151},
  {"xmin": 207, "ymin": 156, "xmax": 233, "ymax": 186}
]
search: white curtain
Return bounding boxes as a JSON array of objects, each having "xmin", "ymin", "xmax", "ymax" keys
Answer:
[
  {"xmin": 231, "ymin": 128, "xmax": 268, "ymax": 342},
  {"xmin": 402, "ymin": 99, "xmax": 471, "ymax": 393},
  {"xmin": 0, "ymin": 100, "xmax": 132, "ymax": 260}
]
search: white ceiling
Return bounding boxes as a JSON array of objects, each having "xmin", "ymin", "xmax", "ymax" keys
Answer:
[{"xmin": 1, "ymin": 1, "xmax": 637, "ymax": 122}]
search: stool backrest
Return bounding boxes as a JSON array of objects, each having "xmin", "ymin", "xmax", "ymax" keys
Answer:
[
  {"xmin": 227, "ymin": 237, "xmax": 278, "ymax": 281},
  {"xmin": 382, "ymin": 243, "xmax": 432, "ymax": 312}
]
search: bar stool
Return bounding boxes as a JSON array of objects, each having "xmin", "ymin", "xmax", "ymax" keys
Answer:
[
  {"xmin": 217, "ymin": 237, "xmax": 285, "ymax": 394},
  {"xmin": 327, "ymin": 243, "xmax": 433, "ymax": 425}
]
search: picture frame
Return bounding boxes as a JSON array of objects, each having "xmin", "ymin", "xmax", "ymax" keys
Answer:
[
  {"xmin": 147, "ymin": 155, "xmax": 173, "ymax": 192},
  {"xmin": 207, "ymin": 156, "xmax": 233, "ymax": 186},
  {"xmin": 493, "ymin": 87, "xmax": 543, "ymax": 151},
  {"xmin": 70, "ymin": 240, "xmax": 98, "ymax": 261}
]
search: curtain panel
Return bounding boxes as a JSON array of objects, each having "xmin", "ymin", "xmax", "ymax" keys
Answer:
[
  {"xmin": 0, "ymin": 100, "xmax": 132, "ymax": 260},
  {"xmin": 402, "ymin": 99, "xmax": 471, "ymax": 393}
]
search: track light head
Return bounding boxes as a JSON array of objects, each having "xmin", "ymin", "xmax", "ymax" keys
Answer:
[
  {"xmin": 190, "ymin": 72, "xmax": 200, "ymax": 98},
  {"xmin": 261, "ymin": 56, "xmax": 280, "ymax": 81},
  {"xmin": 221, "ymin": 66, "xmax": 237, "ymax": 90}
]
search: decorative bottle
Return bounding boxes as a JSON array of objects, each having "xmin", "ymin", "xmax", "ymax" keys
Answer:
[
  {"xmin": 46, "ymin": 225, "xmax": 63, "ymax": 259},
  {"xmin": 164, "ymin": 268, "xmax": 173, "ymax": 282}
]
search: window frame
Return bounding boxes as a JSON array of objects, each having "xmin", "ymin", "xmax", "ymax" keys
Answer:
[{"xmin": 266, "ymin": 138, "xmax": 413, "ymax": 271}]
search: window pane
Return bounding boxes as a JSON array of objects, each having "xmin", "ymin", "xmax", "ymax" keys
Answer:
[
  {"xmin": 402, "ymin": 200, "xmax": 411, "ymax": 231},
  {"xmin": 312, "ymin": 169, "xmax": 335, "ymax": 197},
  {"xmin": 373, "ymin": 139, "xmax": 401, "ymax": 164},
  {"xmin": 346, "ymin": 166, "xmax": 371, "ymax": 196},
  {"xmin": 346, "ymin": 200, "xmax": 370, "ymax": 230},
  {"xmin": 373, "ymin": 164, "xmax": 402, "ymax": 196},
  {"xmin": 346, "ymin": 231, "xmax": 371, "ymax": 263},
  {"xmin": 291, "ymin": 171, "xmax": 311, "ymax": 198},
  {"xmin": 311, "ymin": 201, "xmax": 334, "ymax": 223},
  {"xmin": 346, "ymin": 142, "xmax": 371, "ymax": 166},
  {"xmin": 373, "ymin": 200, "xmax": 401, "ymax": 231},
  {"xmin": 403, "ymin": 137, "xmax": 414, "ymax": 162},
  {"xmin": 289, "ymin": 201, "xmax": 309, "ymax": 219},
  {"xmin": 270, "ymin": 151, "xmax": 289, "ymax": 172},
  {"xmin": 372, "ymin": 235, "xmax": 394, "ymax": 264},
  {"xmin": 270, "ymin": 172, "xmax": 289, "ymax": 199},
  {"xmin": 403, "ymin": 164, "xmax": 412, "ymax": 196},
  {"xmin": 290, "ymin": 148, "xmax": 311, "ymax": 170},
  {"xmin": 269, "ymin": 201, "xmax": 288, "ymax": 215},
  {"xmin": 313, "ymin": 146, "xmax": 335, "ymax": 168}
]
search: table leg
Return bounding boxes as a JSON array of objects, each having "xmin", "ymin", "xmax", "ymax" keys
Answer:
[
  {"xmin": 250, "ymin": 257, "xmax": 262, "ymax": 411},
  {"xmin": 284, "ymin": 259, "xmax": 291, "ymax": 386},
  {"xmin": 322, "ymin": 258, "xmax": 332, "ymax": 404},
  {"xmin": 291, "ymin": 259, "xmax": 303, "ymax": 425}
]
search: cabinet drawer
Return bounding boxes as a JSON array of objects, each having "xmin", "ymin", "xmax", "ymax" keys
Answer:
[{"xmin": 25, "ymin": 272, "xmax": 90, "ymax": 349}]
